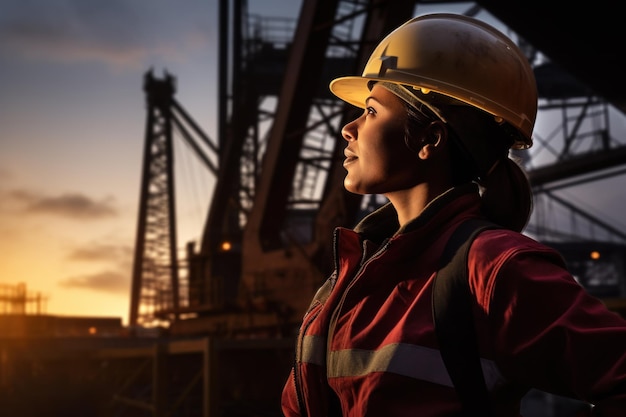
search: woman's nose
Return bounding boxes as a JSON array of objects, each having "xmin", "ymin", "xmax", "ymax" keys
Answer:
[{"xmin": 341, "ymin": 119, "xmax": 358, "ymax": 141}]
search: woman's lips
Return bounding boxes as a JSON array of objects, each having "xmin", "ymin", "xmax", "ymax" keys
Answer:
[{"xmin": 344, "ymin": 150, "xmax": 357, "ymax": 166}]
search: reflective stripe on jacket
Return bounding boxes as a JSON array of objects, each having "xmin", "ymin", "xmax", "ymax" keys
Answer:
[{"xmin": 281, "ymin": 184, "xmax": 626, "ymax": 417}]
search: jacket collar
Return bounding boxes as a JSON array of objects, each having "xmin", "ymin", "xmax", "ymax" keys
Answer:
[{"xmin": 352, "ymin": 183, "xmax": 481, "ymax": 244}]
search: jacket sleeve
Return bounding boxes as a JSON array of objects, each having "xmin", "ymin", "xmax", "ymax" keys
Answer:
[{"xmin": 486, "ymin": 249, "xmax": 626, "ymax": 416}]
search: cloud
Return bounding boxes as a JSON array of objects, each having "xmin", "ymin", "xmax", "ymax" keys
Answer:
[
  {"xmin": 6, "ymin": 189, "xmax": 118, "ymax": 219},
  {"xmin": 60, "ymin": 238, "xmax": 133, "ymax": 294},
  {"xmin": 60, "ymin": 269, "xmax": 130, "ymax": 295},
  {"xmin": 67, "ymin": 242, "xmax": 132, "ymax": 263},
  {"xmin": 0, "ymin": 0, "xmax": 212, "ymax": 71}
]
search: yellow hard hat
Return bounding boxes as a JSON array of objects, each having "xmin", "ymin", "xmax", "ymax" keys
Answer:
[{"xmin": 329, "ymin": 13, "xmax": 537, "ymax": 149}]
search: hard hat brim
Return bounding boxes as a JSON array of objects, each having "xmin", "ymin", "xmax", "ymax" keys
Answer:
[
  {"xmin": 329, "ymin": 75, "xmax": 532, "ymax": 150},
  {"xmin": 329, "ymin": 76, "xmax": 375, "ymax": 110}
]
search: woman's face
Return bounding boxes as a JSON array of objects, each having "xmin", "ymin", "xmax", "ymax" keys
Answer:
[{"xmin": 341, "ymin": 84, "xmax": 422, "ymax": 195}]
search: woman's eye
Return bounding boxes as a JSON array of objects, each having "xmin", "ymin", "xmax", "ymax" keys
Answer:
[{"xmin": 366, "ymin": 106, "xmax": 376, "ymax": 115}]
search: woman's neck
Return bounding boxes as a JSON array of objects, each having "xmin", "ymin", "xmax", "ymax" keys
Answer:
[{"xmin": 385, "ymin": 182, "xmax": 452, "ymax": 226}]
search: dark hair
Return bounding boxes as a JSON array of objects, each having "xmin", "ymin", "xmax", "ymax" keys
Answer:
[
  {"xmin": 480, "ymin": 156, "xmax": 533, "ymax": 232},
  {"xmin": 403, "ymin": 101, "xmax": 439, "ymax": 151}
]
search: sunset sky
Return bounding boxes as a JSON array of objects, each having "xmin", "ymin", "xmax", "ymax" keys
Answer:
[
  {"xmin": 1, "ymin": 1, "xmax": 625, "ymax": 325},
  {"xmin": 0, "ymin": 0, "xmax": 302, "ymax": 324}
]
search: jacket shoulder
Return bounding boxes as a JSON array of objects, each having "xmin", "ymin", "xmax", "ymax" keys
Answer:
[
  {"xmin": 471, "ymin": 228, "xmax": 565, "ymax": 265},
  {"xmin": 467, "ymin": 228, "xmax": 569, "ymax": 309}
]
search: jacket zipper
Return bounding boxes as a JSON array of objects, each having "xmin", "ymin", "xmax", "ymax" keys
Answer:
[
  {"xmin": 326, "ymin": 238, "xmax": 391, "ymax": 373},
  {"xmin": 295, "ymin": 230, "xmax": 391, "ymax": 416}
]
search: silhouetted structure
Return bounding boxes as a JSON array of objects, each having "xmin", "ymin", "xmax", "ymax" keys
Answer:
[{"xmin": 0, "ymin": 282, "xmax": 46, "ymax": 315}]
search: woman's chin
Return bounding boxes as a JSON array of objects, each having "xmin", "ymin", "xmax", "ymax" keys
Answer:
[{"xmin": 343, "ymin": 179, "xmax": 366, "ymax": 195}]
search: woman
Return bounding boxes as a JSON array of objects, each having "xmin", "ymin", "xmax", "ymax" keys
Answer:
[{"xmin": 281, "ymin": 13, "xmax": 626, "ymax": 417}]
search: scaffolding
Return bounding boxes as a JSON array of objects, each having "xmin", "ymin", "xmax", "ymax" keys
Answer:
[{"xmin": 0, "ymin": 282, "xmax": 47, "ymax": 315}]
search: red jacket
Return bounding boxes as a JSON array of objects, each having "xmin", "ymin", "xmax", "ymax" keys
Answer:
[{"xmin": 281, "ymin": 185, "xmax": 626, "ymax": 416}]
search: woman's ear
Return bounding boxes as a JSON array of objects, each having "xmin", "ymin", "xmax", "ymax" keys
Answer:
[{"xmin": 417, "ymin": 121, "xmax": 448, "ymax": 160}]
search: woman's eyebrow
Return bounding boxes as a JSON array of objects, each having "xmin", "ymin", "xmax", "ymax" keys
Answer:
[{"xmin": 365, "ymin": 96, "xmax": 382, "ymax": 106}]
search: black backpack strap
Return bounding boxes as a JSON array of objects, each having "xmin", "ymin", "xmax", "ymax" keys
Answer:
[{"xmin": 432, "ymin": 219, "xmax": 498, "ymax": 417}]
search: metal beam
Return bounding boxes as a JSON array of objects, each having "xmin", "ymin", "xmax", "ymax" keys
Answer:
[
  {"xmin": 474, "ymin": 0, "xmax": 626, "ymax": 115},
  {"xmin": 244, "ymin": 0, "xmax": 341, "ymax": 251},
  {"xmin": 529, "ymin": 146, "xmax": 626, "ymax": 186}
]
